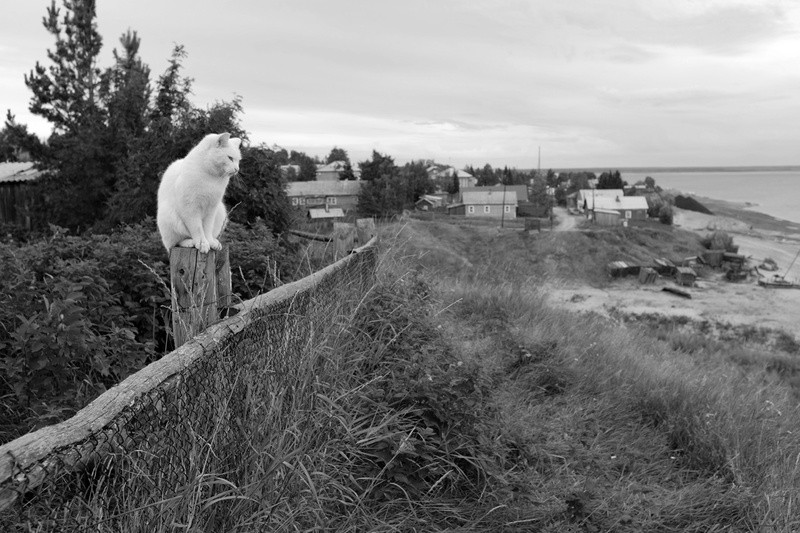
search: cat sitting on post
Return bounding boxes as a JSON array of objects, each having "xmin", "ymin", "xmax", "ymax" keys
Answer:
[{"xmin": 157, "ymin": 132, "xmax": 242, "ymax": 254}]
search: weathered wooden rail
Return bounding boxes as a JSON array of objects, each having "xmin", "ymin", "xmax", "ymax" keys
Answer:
[{"xmin": 0, "ymin": 235, "xmax": 378, "ymax": 530}]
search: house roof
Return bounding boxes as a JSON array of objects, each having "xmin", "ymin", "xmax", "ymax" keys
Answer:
[
  {"xmin": 416, "ymin": 194, "xmax": 443, "ymax": 205},
  {"xmin": 577, "ymin": 188, "xmax": 624, "ymax": 202},
  {"xmin": 463, "ymin": 184, "xmax": 528, "ymax": 201},
  {"xmin": 316, "ymin": 161, "xmax": 348, "ymax": 172},
  {"xmin": 459, "ymin": 190, "xmax": 518, "ymax": 205},
  {"xmin": 308, "ymin": 207, "xmax": 345, "ymax": 219},
  {"xmin": 287, "ymin": 180, "xmax": 362, "ymax": 197},
  {"xmin": 593, "ymin": 195, "xmax": 649, "ymax": 211},
  {"xmin": 0, "ymin": 162, "xmax": 42, "ymax": 184},
  {"xmin": 428, "ymin": 166, "xmax": 474, "ymax": 179}
]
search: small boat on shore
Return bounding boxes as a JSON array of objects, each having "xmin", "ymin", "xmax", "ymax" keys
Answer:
[
  {"xmin": 758, "ymin": 276, "xmax": 800, "ymax": 289},
  {"xmin": 755, "ymin": 249, "xmax": 800, "ymax": 288}
]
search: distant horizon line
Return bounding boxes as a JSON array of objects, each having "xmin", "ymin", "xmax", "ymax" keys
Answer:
[{"xmin": 540, "ymin": 165, "xmax": 800, "ymax": 174}]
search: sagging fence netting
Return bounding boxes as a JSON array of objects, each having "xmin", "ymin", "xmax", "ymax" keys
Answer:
[{"xmin": 0, "ymin": 238, "xmax": 378, "ymax": 531}]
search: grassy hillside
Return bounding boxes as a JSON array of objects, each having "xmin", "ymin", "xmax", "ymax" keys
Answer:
[
  {"xmin": 368, "ymin": 218, "xmax": 800, "ymax": 531},
  {"xmin": 16, "ymin": 217, "xmax": 798, "ymax": 531},
  {"xmin": 400, "ymin": 217, "xmax": 705, "ymax": 285}
]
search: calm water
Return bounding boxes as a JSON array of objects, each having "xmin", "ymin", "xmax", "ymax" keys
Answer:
[{"xmin": 622, "ymin": 170, "xmax": 800, "ymax": 225}]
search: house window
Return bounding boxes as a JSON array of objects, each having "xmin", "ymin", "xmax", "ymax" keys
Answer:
[
  {"xmin": 327, "ymin": 197, "xmax": 337, "ymax": 205},
  {"xmin": 625, "ymin": 210, "xmax": 632, "ymax": 219},
  {"xmin": 467, "ymin": 205, "xmax": 474, "ymax": 214},
  {"xmin": 484, "ymin": 205, "xmax": 490, "ymax": 214},
  {"xmin": 504, "ymin": 205, "xmax": 511, "ymax": 213}
]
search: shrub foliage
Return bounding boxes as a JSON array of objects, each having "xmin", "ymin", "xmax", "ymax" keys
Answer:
[{"xmin": 0, "ymin": 220, "xmax": 300, "ymax": 443}]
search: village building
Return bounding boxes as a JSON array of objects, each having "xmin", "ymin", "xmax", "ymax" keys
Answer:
[
  {"xmin": 592, "ymin": 195, "xmax": 649, "ymax": 222},
  {"xmin": 455, "ymin": 170, "xmax": 477, "ymax": 190},
  {"xmin": 0, "ymin": 162, "xmax": 42, "ymax": 228},
  {"xmin": 593, "ymin": 208, "xmax": 624, "ymax": 226},
  {"xmin": 461, "ymin": 184, "xmax": 528, "ymax": 203},
  {"xmin": 447, "ymin": 189, "xmax": 517, "ymax": 219},
  {"xmin": 315, "ymin": 161, "xmax": 348, "ymax": 181},
  {"xmin": 427, "ymin": 166, "xmax": 477, "ymax": 191},
  {"xmin": 415, "ymin": 194, "xmax": 446, "ymax": 211},
  {"xmin": 576, "ymin": 189, "xmax": 624, "ymax": 212},
  {"xmin": 286, "ymin": 180, "xmax": 362, "ymax": 216}
]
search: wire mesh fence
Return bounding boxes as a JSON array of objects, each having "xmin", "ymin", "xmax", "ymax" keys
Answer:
[{"xmin": 0, "ymin": 238, "xmax": 377, "ymax": 531}]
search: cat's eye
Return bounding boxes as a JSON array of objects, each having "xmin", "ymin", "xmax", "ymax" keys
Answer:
[{"xmin": 227, "ymin": 156, "xmax": 234, "ymax": 162}]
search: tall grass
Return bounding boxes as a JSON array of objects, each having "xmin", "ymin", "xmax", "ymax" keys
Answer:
[
  {"xmin": 440, "ymin": 260, "xmax": 800, "ymax": 530},
  {"xmin": 13, "ymin": 218, "xmax": 800, "ymax": 531}
]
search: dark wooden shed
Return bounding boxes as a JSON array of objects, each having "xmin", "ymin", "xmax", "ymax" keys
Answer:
[
  {"xmin": 0, "ymin": 162, "xmax": 41, "ymax": 229},
  {"xmin": 675, "ymin": 266, "xmax": 697, "ymax": 287}
]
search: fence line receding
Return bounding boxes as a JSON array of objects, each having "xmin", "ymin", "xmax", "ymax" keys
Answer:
[{"xmin": 0, "ymin": 237, "xmax": 378, "ymax": 531}]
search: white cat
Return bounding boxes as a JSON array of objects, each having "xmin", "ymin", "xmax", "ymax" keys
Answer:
[{"xmin": 157, "ymin": 132, "xmax": 242, "ymax": 253}]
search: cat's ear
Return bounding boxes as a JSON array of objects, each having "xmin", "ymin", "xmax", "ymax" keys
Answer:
[
  {"xmin": 230, "ymin": 138, "xmax": 241, "ymax": 149},
  {"xmin": 217, "ymin": 133, "xmax": 231, "ymax": 146}
]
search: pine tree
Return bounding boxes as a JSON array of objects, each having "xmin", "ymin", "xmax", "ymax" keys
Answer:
[{"xmin": 25, "ymin": 0, "xmax": 104, "ymax": 133}]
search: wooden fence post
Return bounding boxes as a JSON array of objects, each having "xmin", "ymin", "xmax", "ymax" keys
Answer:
[
  {"xmin": 332, "ymin": 222, "xmax": 357, "ymax": 259},
  {"xmin": 169, "ymin": 245, "xmax": 232, "ymax": 348},
  {"xmin": 355, "ymin": 218, "xmax": 376, "ymax": 245}
]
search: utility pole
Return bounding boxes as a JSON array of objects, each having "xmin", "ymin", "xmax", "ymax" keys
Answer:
[
  {"xmin": 500, "ymin": 181, "xmax": 507, "ymax": 228},
  {"xmin": 537, "ymin": 146, "xmax": 541, "ymax": 175}
]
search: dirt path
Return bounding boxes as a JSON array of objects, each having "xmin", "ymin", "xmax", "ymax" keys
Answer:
[{"xmin": 552, "ymin": 207, "xmax": 578, "ymax": 231}]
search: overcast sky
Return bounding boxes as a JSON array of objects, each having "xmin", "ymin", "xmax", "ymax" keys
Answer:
[{"xmin": 2, "ymin": 0, "xmax": 799, "ymax": 169}]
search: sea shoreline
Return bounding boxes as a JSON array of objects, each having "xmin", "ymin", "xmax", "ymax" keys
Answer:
[
  {"xmin": 668, "ymin": 192, "xmax": 800, "ymax": 284},
  {"xmin": 692, "ymin": 195, "xmax": 800, "ymax": 238}
]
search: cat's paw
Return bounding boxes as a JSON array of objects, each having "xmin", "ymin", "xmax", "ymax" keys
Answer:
[
  {"xmin": 195, "ymin": 239, "xmax": 211, "ymax": 254},
  {"xmin": 209, "ymin": 237, "xmax": 222, "ymax": 251}
]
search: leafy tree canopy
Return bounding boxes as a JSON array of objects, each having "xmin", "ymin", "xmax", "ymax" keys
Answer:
[
  {"xmin": 326, "ymin": 146, "xmax": 349, "ymax": 165},
  {"xmin": 598, "ymin": 170, "xmax": 625, "ymax": 190},
  {"xmin": 0, "ymin": 112, "xmax": 44, "ymax": 162},
  {"xmin": 288, "ymin": 150, "xmax": 318, "ymax": 181},
  {"xmin": 358, "ymin": 150, "xmax": 396, "ymax": 182},
  {"xmin": 339, "ymin": 162, "xmax": 357, "ymax": 181}
]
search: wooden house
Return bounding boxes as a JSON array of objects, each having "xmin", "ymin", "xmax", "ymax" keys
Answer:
[
  {"xmin": 0, "ymin": 162, "xmax": 42, "ymax": 228},
  {"xmin": 447, "ymin": 189, "xmax": 517, "ymax": 219},
  {"xmin": 287, "ymin": 180, "xmax": 362, "ymax": 215},
  {"xmin": 592, "ymin": 195, "xmax": 649, "ymax": 222},
  {"xmin": 594, "ymin": 208, "xmax": 621, "ymax": 226},
  {"xmin": 576, "ymin": 189, "xmax": 624, "ymax": 212},
  {"xmin": 315, "ymin": 161, "xmax": 348, "ymax": 181}
]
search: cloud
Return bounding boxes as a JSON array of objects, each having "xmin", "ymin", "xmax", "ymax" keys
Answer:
[
  {"xmin": 595, "ymin": 43, "xmax": 659, "ymax": 64},
  {"xmin": 596, "ymin": 87, "xmax": 749, "ymax": 109}
]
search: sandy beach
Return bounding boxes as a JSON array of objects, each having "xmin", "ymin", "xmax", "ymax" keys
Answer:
[{"xmin": 549, "ymin": 196, "xmax": 800, "ymax": 337}]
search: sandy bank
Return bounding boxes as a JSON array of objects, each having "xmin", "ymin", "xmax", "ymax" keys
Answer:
[
  {"xmin": 549, "ymin": 197, "xmax": 800, "ymax": 338},
  {"xmin": 672, "ymin": 201, "xmax": 800, "ymax": 281}
]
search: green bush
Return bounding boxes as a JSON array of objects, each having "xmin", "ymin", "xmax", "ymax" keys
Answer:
[
  {"xmin": 658, "ymin": 204, "xmax": 674, "ymax": 225},
  {"xmin": 0, "ymin": 219, "xmax": 301, "ymax": 443},
  {"xmin": 701, "ymin": 230, "xmax": 738, "ymax": 253}
]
